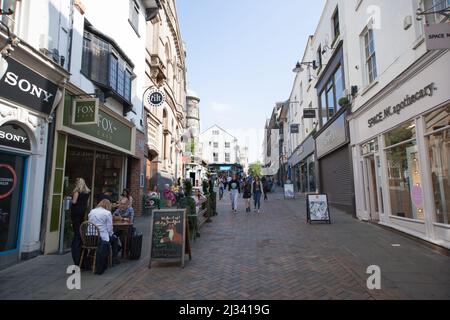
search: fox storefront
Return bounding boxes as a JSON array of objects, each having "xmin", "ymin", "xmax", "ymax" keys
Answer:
[
  {"xmin": 0, "ymin": 54, "xmax": 67, "ymax": 268},
  {"xmin": 43, "ymin": 91, "xmax": 136, "ymax": 254},
  {"xmin": 349, "ymin": 51, "xmax": 450, "ymax": 249}
]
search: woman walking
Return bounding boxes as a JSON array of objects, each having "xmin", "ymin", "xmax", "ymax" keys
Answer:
[
  {"xmin": 228, "ymin": 174, "xmax": 241, "ymax": 213},
  {"xmin": 251, "ymin": 176, "xmax": 265, "ymax": 213},
  {"xmin": 70, "ymin": 178, "xmax": 91, "ymax": 265},
  {"xmin": 242, "ymin": 178, "xmax": 252, "ymax": 213}
]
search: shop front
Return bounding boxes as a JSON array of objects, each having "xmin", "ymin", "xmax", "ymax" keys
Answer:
[
  {"xmin": 43, "ymin": 91, "xmax": 136, "ymax": 254},
  {"xmin": 349, "ymin": 50, "xmax": 450, "ymax": 248},
  {"xmin": 315, "ymin": 108, "xmax": 355, "ymax": 215},
  {"xmin": 0, "ymin": 54, "xmax": 67, "ymax": 268},
  {"xmin": 289, "ymin": 135, "xmax": 316, "ymax": 194}
]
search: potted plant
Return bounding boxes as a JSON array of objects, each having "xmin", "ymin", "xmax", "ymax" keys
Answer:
[{"xmin": 338, "ymin": 97, "xmax": 350, "ymax": 107}]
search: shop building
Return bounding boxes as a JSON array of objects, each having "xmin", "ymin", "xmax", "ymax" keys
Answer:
[
  {"xmin": 0, "ymin": 29, "xmax": 68, "ymax": 267},
  {"xmin": 289, "ymin": 135, "xmax": 316, "ymax": 194},
  {"xmin": 349, "ymin": 50, "xmax": 450, "ymax": 248}
]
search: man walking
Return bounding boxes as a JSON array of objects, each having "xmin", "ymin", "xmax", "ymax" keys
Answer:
[{"xmin": 228, "ymin": 174, "xmax": 241, "ymax": 213}]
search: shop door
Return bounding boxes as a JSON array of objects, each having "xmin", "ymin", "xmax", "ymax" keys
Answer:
[
  {"xmin": 364, "ymin": 156, "xmax": 380, "ymax": 221},
  {"xmin": 0, "ymin": 153, "xmax": 25, "ymax": 255}
]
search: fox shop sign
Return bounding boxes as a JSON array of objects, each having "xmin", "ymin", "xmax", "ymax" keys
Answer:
[
  {"xmin": 368, "ymin": 83, "xmax": 436, "ymax": 128},
  {"xmin": 0, "ymin": 58, "xmax": 58, "ymax": 115}
]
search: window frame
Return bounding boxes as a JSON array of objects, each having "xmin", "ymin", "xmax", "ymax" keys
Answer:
[
  {"xmin": 129, "ymin": 0, "xmax": 140, "ymax": 37},
  {"xmin": 332, "ymin": 7, "xmax": 340, "ymax": 42},
  {"xmin": 362, "ymin": 27, "xmax": 378, "ymax": 85}
]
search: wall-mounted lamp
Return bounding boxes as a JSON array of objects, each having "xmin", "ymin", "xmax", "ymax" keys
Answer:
[{"xmin": 293, "ymin": 61, "xmax": 318, "ymax": 73}]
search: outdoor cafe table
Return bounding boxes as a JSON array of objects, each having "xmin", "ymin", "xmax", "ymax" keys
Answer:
[{"xmin": 113, "ymin": 220, "xmax": 133, "ymax": 258}]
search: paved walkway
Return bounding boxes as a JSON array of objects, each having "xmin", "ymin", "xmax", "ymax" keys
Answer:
[{"xmin": 0, "ymin": 190, "xmax": 449, "ymax": 300}]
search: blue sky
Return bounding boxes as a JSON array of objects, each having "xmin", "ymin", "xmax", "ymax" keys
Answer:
[{"xmin": 177, "ymin": 0, "xmax": 326, "ymax": 163}]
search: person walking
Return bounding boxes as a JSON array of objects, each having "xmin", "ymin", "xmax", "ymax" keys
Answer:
[
  {"xmin": 219, "ymin": 178, "xmax": 225, "ymax": 200},
  {"xmin": 262, "ymin": 177, "xmax": 269, "ymax": 201},
  {"xmin": 252, "ymin": 176, "xmax": 265, "ymax": 213},
  {"xmin": 242, "ymin": 178, "xmax": 252, "ymax": 213},
  {"xmin": 70, "ymin": 177, "xmax": 91, "ymax": 266},
  {"xmin": 228, "ymin": 174, "xmax": 241, "ymax": 213}
]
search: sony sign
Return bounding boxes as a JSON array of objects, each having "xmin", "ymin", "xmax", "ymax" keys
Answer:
[{"xmin": 0, "ymin": 58, "xmax": 58, "ymax": 115}]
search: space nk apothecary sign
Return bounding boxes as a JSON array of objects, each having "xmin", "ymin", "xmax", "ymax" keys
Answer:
[{"xmin": 0, "ymin": 57, "xmax": 58, "ymax": 115}]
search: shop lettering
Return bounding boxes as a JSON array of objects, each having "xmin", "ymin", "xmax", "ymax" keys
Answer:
[
  {"xmin": 3, "ymin": 72, "xmax": 54, "ymax": 102},
  {"xmin": 77, "ymin": 105, "xmax": 94, "ymax": 114},
  {"xmin": 97, "ymin": 114, "xmax": 116, "ymax": 134},
  {"xmin": 0, "ymin": 130, "xmax": 28, "ymax": 144},
  {"xmin": 368, "ymin": 83, "xmax": 436, "ymax": 128}
]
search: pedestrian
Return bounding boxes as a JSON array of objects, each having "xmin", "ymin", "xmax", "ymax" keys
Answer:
[
  {"xmin": 219, "ymin": 178, "xmax": 225, "ymax": 200},
  {"xmin": 262, "ymin": 177, "xmax": 269, "ymax": 201},
  {"xmin": 70, "ymin": 177, "xmax": 91, "ymax": 266},
  {"xmin": 163, "ymin": 184, "xmax": 177, "ymax": 207},
  {"xmin": 228, "ymin": 174, "xmax": 241, "ymax": 213},
  {"xmin": 242, "ymin": 178, "xmax": 252, "ymax": 212},
  {"xmin": 252, "ymin": 176, "xmax": 265, "ymax": 213}
]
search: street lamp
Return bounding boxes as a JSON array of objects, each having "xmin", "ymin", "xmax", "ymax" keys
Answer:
[{"xmin": 293, "ymin": 61, "xmax": 318, "ymax": 73}]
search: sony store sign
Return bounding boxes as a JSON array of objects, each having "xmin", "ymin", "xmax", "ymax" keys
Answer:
[
  {"xmin": 0, "ymin": 58, "xmax": 59, "ymax": 115},
  {"xmin": 368, "ymin": 83, "xmax": 436, "ymax": 128}
]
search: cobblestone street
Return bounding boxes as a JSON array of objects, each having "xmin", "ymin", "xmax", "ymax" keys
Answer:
[{"xmin": 1, "ymin": 190, "xmax": 449, "ymax": 300}]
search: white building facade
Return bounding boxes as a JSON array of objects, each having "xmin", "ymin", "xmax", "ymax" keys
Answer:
[
  {"xmin": 200, "ymin": 125, "xmax": 242, "ymax": 174},
  {"xmin": 346, "ymin": 0, "xmax": 450, "ymax": 248}
]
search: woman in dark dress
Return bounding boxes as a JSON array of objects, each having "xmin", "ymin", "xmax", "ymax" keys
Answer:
[{"xmin": 70, "ymin": 177, "xmax": 91, "ymax": 265}]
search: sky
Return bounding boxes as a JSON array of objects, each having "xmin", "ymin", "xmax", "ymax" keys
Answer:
[{"xmin": 177, "ymin": 0, "xmax": 326, "ymax": 163}]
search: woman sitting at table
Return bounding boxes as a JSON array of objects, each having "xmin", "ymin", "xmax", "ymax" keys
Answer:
[{"xmin": 113, "ymin": 198, "xmax": 135, "ymax": 223}]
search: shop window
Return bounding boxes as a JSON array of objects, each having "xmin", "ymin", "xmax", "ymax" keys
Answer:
[
  {"xmin": 384, "ymin": 121, "xmax": 423, "ymax": 220},
  {"xmin": 94, "ymin": 152, "xmax": 123, "ymax": 204},
  {"xmin": 0, "ymin": 154, "xmax": 25, "ymax": 252},
  {"xmin": 425, "ymin": 106, "xmax": 450, "ymax": 224}
]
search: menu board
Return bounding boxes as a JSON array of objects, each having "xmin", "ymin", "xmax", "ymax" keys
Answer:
[
  {"xmin": 306, "ymin": 194, "xmax": 331, "ymax": 224},
  {"xmin": 149, "ymin": 209, "xmax": 191, "ymax": 268}
]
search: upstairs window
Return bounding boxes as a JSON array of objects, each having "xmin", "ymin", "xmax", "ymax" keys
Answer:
[
  {"xmin": 213, "ymin": 142, "xmax": 219, "ymax": 148},
  {"xmin": 81, "ymin": 29, "xmax": 134, "ymax": 104},
  {"xmin": 225, "ymin": 153, "xmax": 230, "ymax": 162},
  {"xmin": 129, "ymin": 0, "xmax": 140, "ymax": 36},
  {"xmin": 362, "ymin": 27, "xmax": 378, "ymax": 84},
  {"xmin": 212, "ymin": 130, "xmax": 220, "ymax": 135},
  {"xmin": 317, "ymin": 46, "xmax": 323, "ymax": 71},
  {"xmin": 423, "ymin": 0, "xmax": 450, "ymax": 24},
  {"xmin": 332, "ymin": 8, "xmax": 340, "ymax": 42},
  {"xmin": 0, "ymin": 0, "xmax": 17, "ymax": 31},
  {"xmin": 225, "ymin": 142, "xmax": 230, "ymax": 148}
]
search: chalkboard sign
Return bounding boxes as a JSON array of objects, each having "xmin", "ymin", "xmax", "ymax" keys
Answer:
[
  {"xmin": 306, "ymin": 194, "xmax": 331, "ymax": 224},
  {"xmin": 148, "ymin": 209, "xmax": 191, "ymax": 268}
]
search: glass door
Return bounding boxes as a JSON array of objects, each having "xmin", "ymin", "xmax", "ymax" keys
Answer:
[
  {"xmin": 365, "ymin": 155, "xmax": 380, "ymax": 221},
  {"xmin": 0, "ymin": 153, "xmax": 25, "ymax": 254}
]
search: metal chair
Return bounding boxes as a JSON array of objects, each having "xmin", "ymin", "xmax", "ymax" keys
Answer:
[{"xmin": 79, "ymin": 221, "xmax": 112, "ymax": 273}]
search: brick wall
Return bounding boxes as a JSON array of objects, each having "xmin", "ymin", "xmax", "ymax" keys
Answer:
[{"xmin": 129, "ymin": 130, "xmax": 147, "ymax": 217}]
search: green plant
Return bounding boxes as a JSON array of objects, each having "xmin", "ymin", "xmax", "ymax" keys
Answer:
[{"xmin": 338, "ymin": 97, "xmax": 349, "ymax": 107}]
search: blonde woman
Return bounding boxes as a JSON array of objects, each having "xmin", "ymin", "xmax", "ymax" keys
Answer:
[{"xmin": 71, "ymin": 178, "xmax": 91, "ymax": 265}]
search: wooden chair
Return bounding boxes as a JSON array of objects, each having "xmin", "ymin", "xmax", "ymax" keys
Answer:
[{"xmin": 79, "ymin": 221, "xmax": 112, "ymax": 273}]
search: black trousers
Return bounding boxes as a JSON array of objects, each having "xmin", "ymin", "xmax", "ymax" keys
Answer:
[{"xmin": 71, "ymin": 212, "xmax": 83, "ymax": 266}]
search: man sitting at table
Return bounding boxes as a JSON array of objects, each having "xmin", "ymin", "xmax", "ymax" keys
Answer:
[
  {"xmin": 113, "ymin": 198, "xmax": 135, "ymax": 223},
  {"xmin": 88, "ymin": 199, "xmax": 120, "ymax": 271}
]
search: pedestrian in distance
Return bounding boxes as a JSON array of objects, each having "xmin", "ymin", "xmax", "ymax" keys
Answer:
[
  {"xmin": 252, "ymin": 176, "xmax": 265, "ymax": 213},
  {"xmin": 228, "ymin": 174, "xmax": 241, "ymax": 213},
  {"xmin": 70, "ymin": 177, "xmax": 91, "ymax": 266},
  {"xmin": 242, "ymin": 178, "xmax": 252, "ymax": 212},
  {"xmin": 219, "ymin": 178, "xmax": 225, "ymax": 200},
  {"xmin": 262, "ymin": 177, "xmax": 269, "ymax": 201}
]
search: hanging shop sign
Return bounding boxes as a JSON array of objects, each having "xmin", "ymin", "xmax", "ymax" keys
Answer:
[
  {"xmin": 0, "ymin": 57, "xmax": 59, "ymax": 115},
  {"xmin": 147, "ymin": 88, "xmax": 165, "ymax": 107},
  {"xmin": 367, "ymin": 83, "xmax": 436, "ymax": 128},
  {"xmin": 290, "ymin": 124, "xmax": 300, "ymax": 134},
  {"xmin": 0, "ymin": 123, "xmax": 31, "ymax": 151},
  {"xmin": 72, "ymin": 98, "xmax": 99, "ymax": 125},
  {"xmin": 425, "ymin": 23, "xmax": 450, "ymax": 51},
  {"xmin": 303, "ymin": 109, "xmax": 317, "ymax": 119},
  {"xmin": 0, "ymin": 164, "xmax": 17, "ymax": 200}
]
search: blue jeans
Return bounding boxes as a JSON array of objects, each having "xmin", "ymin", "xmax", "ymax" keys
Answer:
[{"xmin": 253, "ymin": 191, "xmax": 262, "ymax": 209}]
